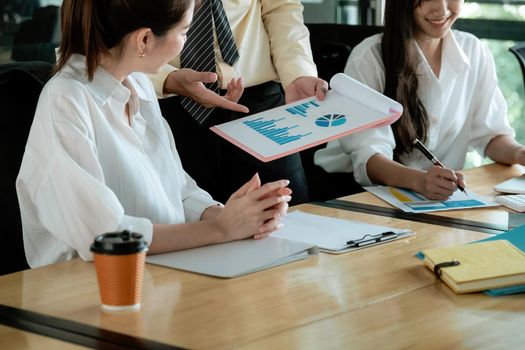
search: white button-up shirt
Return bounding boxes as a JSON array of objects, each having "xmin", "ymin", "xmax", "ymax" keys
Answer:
[
  {"xmin": 314, "ymin": 30, "xmax": 514, "ymax": 186},
  {"xmin": 17, "ymin": 54, "xmax": 219, "ymax": 268}
]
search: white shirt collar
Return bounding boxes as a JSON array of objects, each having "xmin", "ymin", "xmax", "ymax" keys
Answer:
[
  {"xmin": 415, "ymin": 30, "xmax": 471, "ymax": 77},
  {"xmin": 442, "ymin": 30, "xmax": 471, "ymax": 73},
  {"xmin": 61, "ymin": 54, "xmax": 155, "ymax": 106}
]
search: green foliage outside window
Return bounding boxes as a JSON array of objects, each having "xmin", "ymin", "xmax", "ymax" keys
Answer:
[{"xmin": 462, "ymin": 3, "xmax": 525, "ymax": 167}]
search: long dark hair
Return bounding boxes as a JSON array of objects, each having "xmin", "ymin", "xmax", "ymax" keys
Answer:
[
  {"xmin": 57, "ymin": 0, "xmax": 193, "ymax": 80},
  {"xmin": 382, "ymin": 0, "xmax": 428, "ymax": 160}
]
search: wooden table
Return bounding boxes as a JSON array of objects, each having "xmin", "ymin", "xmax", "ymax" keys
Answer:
[
  {"xmin": 333, "ymin": 163, "xmax": 525, "ymax": 231},
  {"xmin": 0, "ymin": 324, "xmax": 88, "ymax": 349},
  {"xmin": 1, "ymin": 202, "xmax": 524, "ymax": 349}
]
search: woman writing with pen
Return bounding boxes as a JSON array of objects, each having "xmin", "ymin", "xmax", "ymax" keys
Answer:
[{"xmin": 315, "ymin": 0, "xmax": 525, "ymax": 200}]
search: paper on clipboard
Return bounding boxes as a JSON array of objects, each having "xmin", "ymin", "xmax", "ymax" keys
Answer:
[
  {"xmin": 273, "ymin": 211, "xmax": 414, "ymax": 254},
  {"xmin": 210, "ymin": 73, "xmax": 403, "ymax": 162}
]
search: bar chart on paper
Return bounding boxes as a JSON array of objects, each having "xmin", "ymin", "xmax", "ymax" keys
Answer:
[
  {"xmin": 210, "ymin": 73, "xmax": 404, "ymax": 162},
  {"xmin": 243, "ymin": 118, "xmax": 312, "ymax": 145},
  {"xmin": 285, "ymin": 100, "xmax": 320, "ymax": 117},
  {"xmin": 241, "ymin": 99, "xmax": 341, "ymax": 146},
  {"xmin": 242, "ymin": 99, "xmax": 351, "ymax": 147}
]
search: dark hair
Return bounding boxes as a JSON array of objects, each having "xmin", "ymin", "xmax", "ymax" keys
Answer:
[
  {"xmin": 382, "ymin": 0, "xmax": 428, "ymax": 160},
  {"xmin": 57, "ymin": 0, "xmax": 193, "ymax": 80}
]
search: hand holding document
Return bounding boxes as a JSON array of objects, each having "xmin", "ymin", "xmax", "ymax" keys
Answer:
[{"xmin": 210, "ymin": 73, "xmax": 403, "ymax": 162}]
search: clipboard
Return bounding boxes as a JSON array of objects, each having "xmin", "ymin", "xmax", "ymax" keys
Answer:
[
  {"xmin": 273, "ymin": 211, "xmax": 414, "ymax": 254},
  {"xmin": 146, "ymin": 237, "xmax": 318, "ymax": 278},
  {"xmin": 210, "ymin": 73, "xmax": 402, "ymax": 162}
]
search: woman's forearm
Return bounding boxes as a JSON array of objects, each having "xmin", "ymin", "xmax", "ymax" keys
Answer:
[
  {"xmin": 366, "ymin": 153, "xmax": 426, "ymax": 192},
  {"xmin": 485, "ymin": 135, "xmax": 525, "ymax": 165},
  {"xmin": 148, "ymin": 219, "xmax": 226, "ymax": 254}
]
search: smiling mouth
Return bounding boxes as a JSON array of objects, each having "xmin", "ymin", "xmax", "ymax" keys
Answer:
[{"xmin": 426, "ymin": 15, "xmax": 451, "ymax": 25}]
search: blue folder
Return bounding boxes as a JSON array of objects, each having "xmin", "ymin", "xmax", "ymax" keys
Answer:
[{"xmin": 416, "ymin": 224, "xmax": 525, "ymax": 296}]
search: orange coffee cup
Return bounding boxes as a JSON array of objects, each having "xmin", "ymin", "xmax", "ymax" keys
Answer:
[{"xmin": 90, "ymin": 230, "xmax": 148, "ymax": 312}]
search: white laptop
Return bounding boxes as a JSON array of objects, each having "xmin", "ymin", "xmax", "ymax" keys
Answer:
[{"xmin": 494, "ymin": 174, "xmax": 525, "ymax": 194}]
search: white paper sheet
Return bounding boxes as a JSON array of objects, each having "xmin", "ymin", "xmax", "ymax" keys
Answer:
[
  {"xmin": 273, "ymin": 210, "xmax": 414, "ymax": 253},
  {"xmin": 365, "ymin": 186, "xmax": 499, "ymax": 213},
  {"xmin": 210, "ymin": 73, "xmax": 403, "ymax": 162}
]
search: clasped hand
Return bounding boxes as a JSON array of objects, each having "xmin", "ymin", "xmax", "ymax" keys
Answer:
[{"xmin": 216, "ymin": 173, "xmax": 292, "ymax": 241}]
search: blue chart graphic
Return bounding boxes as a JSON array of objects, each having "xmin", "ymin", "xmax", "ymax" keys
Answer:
[
  {"xmin": 243, "ymin": 117, "xmax": 312, "ymax": 145},
  {"xmin": 285, "ymin": 100, "xmax": 320, "ymax": 117},
  {"xmin": 315, "ymin": 114, "xmax": 347, "ymax": 127}
]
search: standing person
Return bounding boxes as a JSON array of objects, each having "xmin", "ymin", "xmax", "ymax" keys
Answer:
[
  {"xmin": 315, "ymin": 0, "xmax": 525, "ymax": 200},
  {"xmin": 16, "ymin": 0, "xmax": 291, "ymax": 269},
  {"xmin": 152, "ymin": 0, "xmax": 328, "ymax": 205}
]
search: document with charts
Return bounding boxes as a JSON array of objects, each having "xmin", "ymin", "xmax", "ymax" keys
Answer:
[
  {"xmin": 210, "ymin": 73, "xmax": 403, "ymax": 162},
  {"xmin": 365, "ymin": 186, "xmax": 498, "ymax": 213}
]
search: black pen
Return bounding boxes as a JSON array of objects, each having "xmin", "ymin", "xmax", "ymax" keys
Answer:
[{"xmin": 413, "ymin": 139, "xmax": 467, "ymax": 195}]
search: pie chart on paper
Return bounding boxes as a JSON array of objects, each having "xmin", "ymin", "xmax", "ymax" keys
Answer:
[{"xmin": 315, "ymin": 114, "xmax": 347, "ymax": 127}]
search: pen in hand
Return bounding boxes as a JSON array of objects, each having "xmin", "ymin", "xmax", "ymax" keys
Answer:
[{"xmin": 413, "ymin": 139, "xmax": 468, "ymax": 195}]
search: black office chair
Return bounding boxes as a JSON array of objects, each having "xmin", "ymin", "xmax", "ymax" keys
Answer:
[
  {"xmin": 306, "ymin": 23, "xmax": 383, "ymax": 81},
  {"xmin": 0, "ymin": 61, "xmax": 53, "ymax": 275},
  {"xmin": 301, "ymin": 24, "xmax": 383, "ymax": 202},
  {"xmin": 509, "ymin": 42, "xmax": 525, "ymax": 91}
]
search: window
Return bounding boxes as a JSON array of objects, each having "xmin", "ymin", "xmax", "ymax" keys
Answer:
[
  {"xmin": 0, "ymin": 1, "xmax": 61, "ymax": 64},
  {"xmin": 457, "ymin": 1, "xmax": 525, "ymax": 166}
]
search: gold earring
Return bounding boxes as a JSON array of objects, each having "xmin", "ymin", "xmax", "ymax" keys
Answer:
[{"xmin": 138, "ymin": 50, "xmax": 145, "ymax": 58}]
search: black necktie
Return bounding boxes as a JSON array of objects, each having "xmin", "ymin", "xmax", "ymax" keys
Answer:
[{"xmin": 180, "ymin": 0, "xmax": 240, "ymax": 125}]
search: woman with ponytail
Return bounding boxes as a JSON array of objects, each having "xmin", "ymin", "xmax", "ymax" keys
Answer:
[
  {"xmin": 315, "ymin": 0, "xmax": 525, "ymax": 200},
  {"xmin": 17, "ymin": 0, "xmax": 291, "ymax": 268}
]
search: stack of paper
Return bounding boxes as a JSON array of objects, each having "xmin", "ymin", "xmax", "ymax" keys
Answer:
[
  {"xmin": 494, "ymin": 173, "xmax": 525, "ymax": 194},
  {"xmin": 421, "ymin": 240, "xmax": 525, "ymax": 294}
]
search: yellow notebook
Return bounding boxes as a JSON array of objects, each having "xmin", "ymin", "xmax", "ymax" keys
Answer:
[{"xmin": 422, "ymin": 240, "xmax": 525, "ymax": 294}]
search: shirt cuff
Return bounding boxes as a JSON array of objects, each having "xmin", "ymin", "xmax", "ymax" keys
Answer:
[
  {"xmin": 183, "ymin": 194, "xmax": 222, "ymax": 222},
  {"xmin": 278, "ymin": 58, "xmax": 318, "ymax": 88},
  {"xmin": 216, "ymin": 62, "xmax": 237, "ymax": 90},
  {"xmin": 352, "ymin": 144, "xmax": 394, "ymax": 186},
  {"xmin": 150, "ymin": 64, "xmax": 177, "ymax": 98},
  {"xmin": 314, "ymin": 141, "xmax": 354, "ymax": 173}
]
